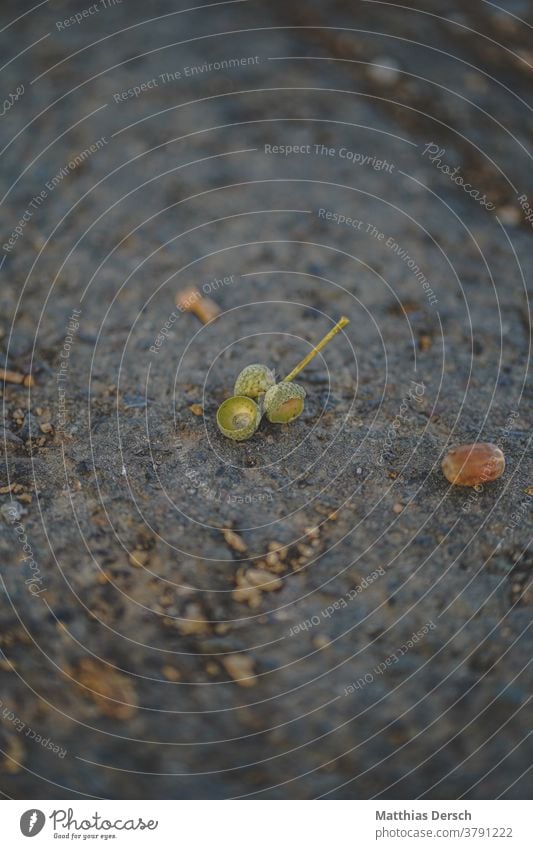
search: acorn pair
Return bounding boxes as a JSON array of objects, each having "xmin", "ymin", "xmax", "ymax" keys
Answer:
[
  {"xmin": 215, "ymin": 316, "xmax": 350, "ymax": 443},
  {"xmin": 217, "ymin": 364, "xmax": 306, "ymax": 441}
]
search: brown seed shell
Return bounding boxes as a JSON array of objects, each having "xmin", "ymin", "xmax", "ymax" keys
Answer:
[{"xmin": 442, "ymin": 442, "xmax": 505, "ymax": 487}]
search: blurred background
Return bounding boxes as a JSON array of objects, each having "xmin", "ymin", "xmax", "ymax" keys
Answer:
[{"xmin": 0, "ymin": 0, "xmax": 531, "ymax": 799}]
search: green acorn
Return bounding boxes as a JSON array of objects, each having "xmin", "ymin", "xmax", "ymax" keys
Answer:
[
  {"xmin": 234, "ymin": 363, "xmax": 275, "ymax": 399},
  {"xmin": 215, "ymin": 317, "xmax": 349, "ymax": 441},
  {"xmin": 263, "ymin": 382, "xmax": 306, "ymax": 424},
  {"xmin": 216, "ymin": 395, "xmax": 261, "ymax": 441}
]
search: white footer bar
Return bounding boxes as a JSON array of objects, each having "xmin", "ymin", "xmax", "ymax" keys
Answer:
[{"xmin": 2, "ymin": 800, "xmax": 530, "ymax": 848}]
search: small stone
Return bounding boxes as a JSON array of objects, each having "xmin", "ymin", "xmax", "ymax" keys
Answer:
[
  {"xmin": 368, "ymin": 56, "xmax": 401, "ymax": 84},
  {"xmin": 189, "ymin": 403, "xmax": 203, "ymax": 416},
  {"xmin": 222, "ymin": 653, "xmax": 256, "ymax": 687},
  {"xmin": 442, "ymin": 442, "xmax": 505, "ymax": 487},
  {"xmin": 244, "ymin": 568, "xmax": 283, "ymax": 591},
  {"xmin": 162, "ymin": 665, "xmax": 181, "ymax": 681},
  {"xmin": 39, "ymin": 422, "xmax": 53, "ymax": 434},
  {"xmin": 178, "ymin": 603, "xmax": 210, "ymax": 636},
  {"xmin": 129, "ymin": 549, "xmax": 149, "ymax": 568}
]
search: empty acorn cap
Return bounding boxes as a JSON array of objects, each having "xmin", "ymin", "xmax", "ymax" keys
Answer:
[
  {"xmin": 234, "ymin": 363, "xmax": 276, "ymax": 399},
  {"xmin": 216, "ymin": 396, "xmax": 261, "ymax": 441},
  {"xmin": 264, "ymin": 382, "xmax": 306, "ymax": 424}
]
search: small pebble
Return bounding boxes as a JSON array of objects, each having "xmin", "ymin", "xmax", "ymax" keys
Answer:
[
  {"xmin": 368, "ymin": 56, "xmax": 401, "ymax": 84},
  {"xmin": 442, "ymin": 442, "xmax": 505, "ymax": 487}
]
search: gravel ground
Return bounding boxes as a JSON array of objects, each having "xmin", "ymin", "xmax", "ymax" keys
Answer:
[{"xmin": 0, "ymin": 0, "xmax": 531, "ymax": 799}]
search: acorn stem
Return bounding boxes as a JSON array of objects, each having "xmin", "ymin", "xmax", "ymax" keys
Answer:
[{"xmin": 283, "ymin": 316, "xmax": 350, "ymax": 383}]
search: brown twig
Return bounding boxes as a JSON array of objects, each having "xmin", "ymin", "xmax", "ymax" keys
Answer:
[
  {"xmin": 0, "ymin": 368, "xmax": 34, "ymax": 387},
  {"xmin": 175, "ymin": 286, "xmax": 220, "ymax": 324}
]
